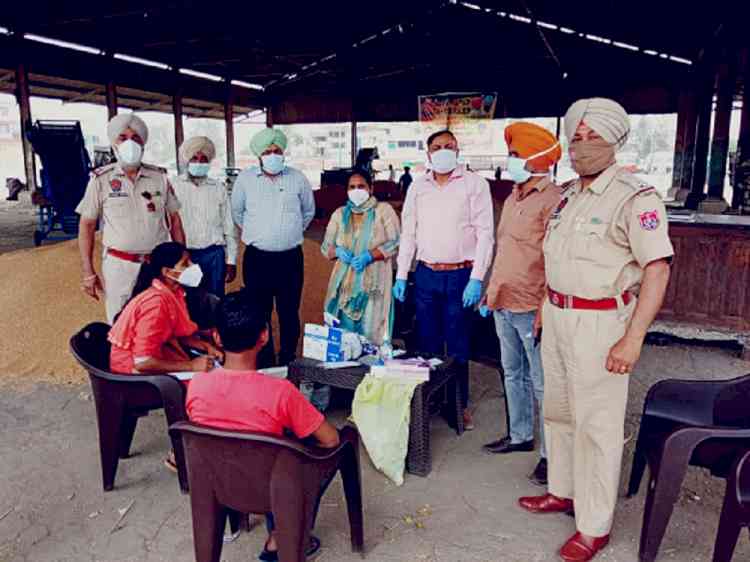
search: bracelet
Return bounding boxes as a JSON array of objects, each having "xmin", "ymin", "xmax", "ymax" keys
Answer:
[{"xmin": 82, "ymin": 274, "xmax": 97, "ymax": 282}]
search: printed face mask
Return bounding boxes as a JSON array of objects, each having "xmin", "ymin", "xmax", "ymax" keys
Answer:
[{"xmin": 569, "ymin": 138, "xmax": 616, "ymax": 177}]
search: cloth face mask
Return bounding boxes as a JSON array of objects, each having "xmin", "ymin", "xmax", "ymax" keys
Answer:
[{"xmin": 569, "ymin": 138, "xmax": 616, "ymax": 177}]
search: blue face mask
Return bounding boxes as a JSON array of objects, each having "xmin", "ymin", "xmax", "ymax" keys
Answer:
[
  {"xmin": 261, "ymin": 153, "xmax": 285, "ymax": 175},
  {"xmin": 505, "ymin": 142, "xmax": 560, "ymax": 184},
  {"xmin": 188, "ymin": 162, "xmax": 210, "ymax": 177}
]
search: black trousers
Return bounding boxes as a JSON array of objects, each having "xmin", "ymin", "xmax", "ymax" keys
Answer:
[{"xmin": 243, "ymin": 245, "xmax": 304, "ymax": 368}]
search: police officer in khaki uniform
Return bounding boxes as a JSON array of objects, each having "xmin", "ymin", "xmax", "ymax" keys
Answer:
[
  {"xmin": 519, "ymin": 98, "xmax": 673, "ymax": 562},
  {"xmin": 77, "ymin": 114, "xmax": 185, "ymax": 323}
]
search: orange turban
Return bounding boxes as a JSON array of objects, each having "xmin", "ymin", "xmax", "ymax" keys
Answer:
[{"xmin": 504, "ymin": 121, "xmax": 562, "ymax": 169}]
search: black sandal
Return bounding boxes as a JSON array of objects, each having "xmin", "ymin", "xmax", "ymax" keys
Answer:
[{"xmin": 258, "ymin": 535, "xmax": 321, "ymax": 561}]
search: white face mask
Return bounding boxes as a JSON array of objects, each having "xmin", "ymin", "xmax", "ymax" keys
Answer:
[
  {"xmin": 261, "ymin": 153, "xmax": 285, "ymax": 175},
  {"xmin": 430, "ymin": 149, "xmax": 458, "ymax": 174},
  {"xmin": 116, "ymin": 139, "xmax": 144, "ymax": 168},
  {"xmin": 176, "ymin": 264, "xmax": 203, "ymax": 288},
  {"xmin": 348, "ymin": 188, "xmax": 370, "ymax": 207}
]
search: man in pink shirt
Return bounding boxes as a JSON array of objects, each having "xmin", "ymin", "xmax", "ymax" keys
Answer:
[
  {"xmin": 393, "ymin": 130, "xmax": 494, "ymax": 428},
  {"xmin": 187, "ymin": 292, "xmax": 339, "ymax": 560}
]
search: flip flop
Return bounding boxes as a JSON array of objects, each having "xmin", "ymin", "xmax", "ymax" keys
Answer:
[
  {"xmin": 258, "ymin": 535, "xmax": 321, "ymax": 561},
  {"xmin": 163, "ymin": 451, "xmax": 178, "ymax": 473}
]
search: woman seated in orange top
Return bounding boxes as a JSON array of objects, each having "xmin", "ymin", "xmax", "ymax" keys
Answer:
[{"xmin": 109, "ymin": 241, "xmax": 220, "ymax": 375}]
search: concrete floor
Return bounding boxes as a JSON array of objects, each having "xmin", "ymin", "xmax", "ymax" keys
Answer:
[{"xmin": 2, "ymin": 343, "xmax": 750, "ymax": 562}]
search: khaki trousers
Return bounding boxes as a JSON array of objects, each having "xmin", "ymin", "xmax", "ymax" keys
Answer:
[
  {"xmin": 541, "ymin": 299, "xmax": 633, "ymax": 537},
  {"xmin": 102, "ymin": 250, "xmax": 142, "ymax": 324}
]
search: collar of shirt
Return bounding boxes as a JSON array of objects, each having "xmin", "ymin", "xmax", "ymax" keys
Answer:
[
  {"xmin": 586, "ymin": 164, "xmax": 621, "ymax": 195},
  {"xmin": 114, "ymin": 163, "xmax": 158, "ymax": 182},
  {"xmin": 426, "ymin": 164, "xmax": 466, "ymax": 187},
  {"xmin": 515, "ymin": 176, "xmax": 551, "ymax": 201}
]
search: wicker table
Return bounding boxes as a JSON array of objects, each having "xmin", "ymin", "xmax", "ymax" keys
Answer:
[{"xmin": 288, "ymin": 356, "xmax": 465, "ymax": 476}]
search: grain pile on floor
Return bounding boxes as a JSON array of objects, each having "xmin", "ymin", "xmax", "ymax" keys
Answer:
[{"xmin": 0, "ymin": 237, "xmax": 333, "ymax": 387}]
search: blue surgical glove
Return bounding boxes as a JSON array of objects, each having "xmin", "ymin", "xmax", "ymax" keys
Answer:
[
  {"xmin": 351, "ymin": 251, "xmax": 374, "ymax": 273},
  {"xmin": 479, "ymin": 305, "xmax": 491, "ymax": 318},
  {"xmin": 393, "ymin": 279, "xmax": 407, "ymax": 302},
  {"xmin": 335, "ymin": 246, "xmax": 353, "ymax": 264},
  {"xmin": 462, "ymin": 279, "xmax": 483, "ymax": 308}
]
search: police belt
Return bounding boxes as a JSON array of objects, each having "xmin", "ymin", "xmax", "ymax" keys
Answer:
[
  {"xmin": 547, "ymin": 286, "xmax": 631, "ymax": 311},
  {"xmin": 107, "ymin": 248, "xmax": 151, "ymax": 263}
]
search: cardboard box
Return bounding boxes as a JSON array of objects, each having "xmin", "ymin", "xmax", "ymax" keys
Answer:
[
  {"xmin": 304, "ymin": 323, "xmax": 343, "ymax": 344},
  {"xmin": 303, "ymin": 335, "xmax": 345, "ymax": 362}
]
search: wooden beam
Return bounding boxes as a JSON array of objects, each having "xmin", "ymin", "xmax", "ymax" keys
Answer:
[
  {"xmin": 351, "ymin": 120, "xmax": 357, "ymax": 167},
  {"xmin": 225, "ymin": 82, "xmax": 236, "ymax": 168},
  {"xmin": 64, "ymin": 86, "xmax": 103, "ymax": 105},
  {"xmin": 173, "ymin": 76, "xmax": 184, "ymax": 173},
  {"xmin": 687, "ymin": 61, "xmax": 715, "ymax": 208},
  {"xmin": 669, "ymin": 89, "xmax": 698, "ymax": 199},
  {"xmin": 15, "ymin": 62, "xmax": 37, "ymax": 192},
  {"xmin": 106, "ymin": 81, "xmax": 118, "ymax": 120},
  {"xmin": 266, "ymin": 106, "xmax": 273, "ymax": 127}
]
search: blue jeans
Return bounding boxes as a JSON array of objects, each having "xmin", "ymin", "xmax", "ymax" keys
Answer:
[
  {"xmin": 493, "ymin": 309, "xmax": 546, "ymax": 457},
  {"xmin": 189, "ymin": 245, "xmax": 226, "ymax": 297},
  {"xmin": 414, "ymin": 263, "xmax": 471, "ymax": 407}
]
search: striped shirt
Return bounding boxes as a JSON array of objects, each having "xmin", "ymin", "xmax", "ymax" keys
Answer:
[
  {"xmin": 172, "ymin": 175, "xmax": 239, "ymax": 265},
  {"xmin": 231, "ymin": 165, "xmax": 315, "ymax": 252}
]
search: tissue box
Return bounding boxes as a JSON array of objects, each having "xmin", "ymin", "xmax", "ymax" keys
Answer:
[{"xmin": 303, "ymin": 323, "xmax": 346, "ymax": 362}]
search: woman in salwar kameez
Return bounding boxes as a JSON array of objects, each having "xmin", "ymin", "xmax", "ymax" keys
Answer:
[{"xmin": 321, "ymin": 169, "xmax": 401, "ymax": 345}]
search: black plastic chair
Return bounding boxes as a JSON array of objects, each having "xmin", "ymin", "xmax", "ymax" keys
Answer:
[
  {"xmin": 627, "ymin": 374, "xmax": 750, "ymax": 562},
  {"xmin": 714, "ymin": 449, "xmax": 750, "ymax": 562},
  {"xmin": 69, "ymin": 322, "xmax": 190, "ymax": 493},
  {"xmin": 170, "ymin": 421, "xmax": 365, "ymax": 562}
]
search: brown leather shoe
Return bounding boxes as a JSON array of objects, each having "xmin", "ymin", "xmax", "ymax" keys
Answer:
[
  {"xmin": 559, "ymin": 532, "xmax": 610, "ymax": 562},
  {"xmin": 518, "ymin": 493, "xmax": 574, "ymax": 514}
]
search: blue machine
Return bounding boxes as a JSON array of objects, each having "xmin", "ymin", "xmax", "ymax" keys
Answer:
[{"xmin": 27, "ymin": 120, "xmax": 91, "ymax": 246}]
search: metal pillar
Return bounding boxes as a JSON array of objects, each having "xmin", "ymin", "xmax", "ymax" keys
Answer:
[
  {"xmin": 15, "ymin": 62, "xmax": 37, "ymax": 192},
  {"xmin": 351, "ymin": 120, "xmax": 358, "ymax": 167},
  {"xmin": 734, "ymin": 49, "xmax": 750, "ymax": 212},
  {"xmin": 105, "ymin": 80, "xmax": 118, "ymax": 121},
  {"xmin": 705, "ymin": 57, "xmax": 735, "ymax": 207},
  {"xmin": 687, "ymin": 66, "xmax": 714, "ymax": 209},
  {"xmin": 173, "ymin": 81, "xmax": 184, "ymax": 174},
  {"xmin": 224, "ymin": 85, "xmax": 235, "ymax": 169}
]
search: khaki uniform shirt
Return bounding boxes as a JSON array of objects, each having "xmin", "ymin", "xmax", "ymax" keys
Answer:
[
  {"xmin": 76, "ymin": 163, "xmax": 181, "ymax": 254},
  {"xmin": 486, "ymin": 177, "xmax": 561, "ymax": 312},
  {"xmin": 543, "ymin": 165, "xmax": 673, "ymax": 300}
]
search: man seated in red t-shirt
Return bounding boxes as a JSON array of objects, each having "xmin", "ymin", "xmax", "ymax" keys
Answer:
[{"xmin": 186, "ymin": 292, "xmax": 339, "ymax": 561}]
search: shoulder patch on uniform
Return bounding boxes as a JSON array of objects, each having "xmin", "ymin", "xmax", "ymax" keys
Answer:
[
  {"xmin": 92, "ymin": 163, "xmax": 116, "ymax": 177},
  {"xmin": 638, "ymin": 210, "xmax": 661, "ymax": 230}
]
